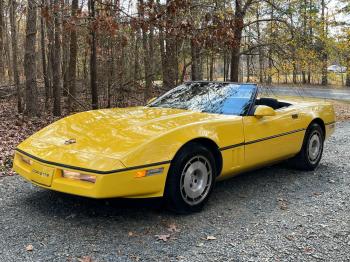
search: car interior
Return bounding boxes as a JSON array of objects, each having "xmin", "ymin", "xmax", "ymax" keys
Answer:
[{"xmin": 255, "ymin": 97, "xmax": 291, "ymax": 110}]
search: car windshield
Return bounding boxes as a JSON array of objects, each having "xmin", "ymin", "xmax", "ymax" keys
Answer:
[{"xmin": 148, "ymin": 82, "xmax": 256, "ymax": 116}]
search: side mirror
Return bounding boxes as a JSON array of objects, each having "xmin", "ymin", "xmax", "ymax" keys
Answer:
[
  {"xmin": 254, "ymin": 105, "xmax": 276, "ymax": 118},
  {"xmin": 146, "ymin": 97, "xmax": 157, "ymax": 105}
]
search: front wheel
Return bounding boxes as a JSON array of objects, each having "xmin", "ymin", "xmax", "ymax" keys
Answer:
[
  {"xmin": 164, "ymin": 142, "xmax": 217, "ymax": 214},
  {"xmin": 290, "ymin": 123, "xmax": 324, "ymax": 171}
]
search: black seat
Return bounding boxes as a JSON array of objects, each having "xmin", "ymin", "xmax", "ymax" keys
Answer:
[{"xmin": 256, "ymin": 98, "xmax": 279, "ymax": 109}]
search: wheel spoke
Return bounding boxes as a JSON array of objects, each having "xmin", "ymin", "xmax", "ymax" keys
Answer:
[
  {"xmin": 180, "ymin": 155, "xmax": 213, "ymax": 206},
  {"xmin": 307, "ymin": 131, "xmax": 322, "ymax": 164}
]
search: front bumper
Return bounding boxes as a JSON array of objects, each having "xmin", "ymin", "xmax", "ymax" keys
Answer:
[{"xmin": 13, "ymin": 152, "xmax": 170, "ymax": 199}]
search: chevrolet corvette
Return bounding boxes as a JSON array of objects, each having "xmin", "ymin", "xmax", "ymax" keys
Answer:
[{"xmin": 13, "ymin": 82, "xmax": 335, "ymax": 213}]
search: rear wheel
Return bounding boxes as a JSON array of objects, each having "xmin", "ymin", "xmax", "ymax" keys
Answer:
[
  {"xmin": 165, "ymin": 142, "xmax": 216, "ymax": 214},
  {"xmin": 290, "ymin": 123, "xmax": 324, "ymax": 171}
]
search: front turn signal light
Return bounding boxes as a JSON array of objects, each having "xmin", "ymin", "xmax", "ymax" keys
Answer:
[
  {"xmin": 135, "ymin": 170, "xmax": 147, "ymax": 178},
  {"xmin": 135, "ymin": 168, "xmax": 164, "ymax": 178},
  {"xmin": 62, "ymin": 170, "xmax": 96, "ymax": 183}
]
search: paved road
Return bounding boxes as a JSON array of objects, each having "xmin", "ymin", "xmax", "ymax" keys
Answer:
[
  {"xmin": 260, "ymin": 86, "xmax": 350, "ymax": 101},
  {"xmin": 0, "ymin": 122, "xmax": 349, "ymax": 261}
]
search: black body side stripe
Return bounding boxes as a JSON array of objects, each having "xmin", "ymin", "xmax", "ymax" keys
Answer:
[
  {"xmin": 219, "ymin": 128, "xmax": 306, "ymax": 151},
  {"xmin": 15, "ymin": 148, "xmax": 171, "ymax": 175},
  {"xmin": 16, "ymin": 127, "xmax": 310, "ymax": 172},
  {"xmin": 219, "ymin": 143, "xmax": 245, "ymax": 151}
]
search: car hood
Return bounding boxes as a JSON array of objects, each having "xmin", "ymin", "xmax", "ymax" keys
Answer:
[{"xmin": 17, "ymin": 107, "xmax": 225, "ymax": 171}]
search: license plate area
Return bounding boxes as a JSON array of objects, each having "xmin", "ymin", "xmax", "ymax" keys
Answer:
[{"xmin": 30, "ymin": 162, "xmax": 55, "ymax": 186}]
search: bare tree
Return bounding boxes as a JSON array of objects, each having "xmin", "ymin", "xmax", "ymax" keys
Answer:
[
  {"xmin": 0, "ymin": 0, "xmax": 4, "ymax": 80},
  {"xmin": 191, "ymin": 40, "xmax": 202, "ymax": 80},
  {"xmin": 230, "ymin": 0, "xmax": 247, "ymax": 82},
  {"xmin": 40, "ymin": 0, "xmax": 50, "ymax": 107},
  {"xmin": 24, "ymin": 0, "xmax": 39, "ymax": 116},
  {"xmin": 138, "ymin": 0, "xmax": 153, "ymax": 100},
  {"xmin": 67, "ymin": 0, "xmax": 78, "ymax": 112},
  {"xmin": 10, "ymin": 0, "xmax": 22, "ymax": 112},
  {"xmin": 346, "ymin": 56, "xmax": 350, "ymax": 87},
  {"xmin": 320, "ymin": 0, "xmax": 328, "ymax": 85},
  {"xmin": 52, "ymin": 0, "xmax": 62, "ymax": 116},
  {"xmin": 89, "ymin": 0, "xmax": 98, "ymax": 109}
]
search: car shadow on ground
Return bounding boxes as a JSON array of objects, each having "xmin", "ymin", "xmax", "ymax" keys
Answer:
[{"xmin": 20, "ymin": 161, "xmax": 335, "ymax": 222}]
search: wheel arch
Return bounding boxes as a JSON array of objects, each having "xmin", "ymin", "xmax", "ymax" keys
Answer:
[
  {"xmin": 309, "ymin": 118, "xmax": 326, "ymax": 137},
  {"xmin": 172, "ymin": 137, "xmax": 223, "ymax": 177}
]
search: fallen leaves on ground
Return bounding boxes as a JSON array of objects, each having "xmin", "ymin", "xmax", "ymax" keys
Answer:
[
  {"xmin": 277, "ymin": 198, "xmax": 288, "ymax": 210},
  {"xmin": 155, "ymin": 234, "xmax": 170, "ymax": 242},
  {"xmin": 205, "ymin": 236, "xmax": 217, "ymax": 241},
  {"xmin": 78, "ymin": 256, "xmax": 94, "ymax": 262},
  {"xmin": 333, "ymin": 100, "xmax": 350, "ymax": 122},
  {"xmin": 25, "ymin": 244, "xmax": 33, "ymax": 251},
  {"xmin": 0, "ymin": 98, "xmax": 59, "ymax": 177},
  {"xmin": 167, "ymin": 223, "xmax": 180, "ymax": 233},
  {"xmin": 285, "ymin": 234, "xmax": 295, "ymax": 241}
]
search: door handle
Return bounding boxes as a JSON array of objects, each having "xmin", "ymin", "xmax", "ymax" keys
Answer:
[{"xmin": 292, "ymin": 114, "xmax": 299, "ymax": 119}]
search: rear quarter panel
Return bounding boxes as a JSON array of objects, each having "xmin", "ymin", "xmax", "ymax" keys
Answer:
[{"xmin": 294, "ymin": 101, "xmax": 335, "ymax": 139}]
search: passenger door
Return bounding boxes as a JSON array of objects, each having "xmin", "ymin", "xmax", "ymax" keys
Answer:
[{"xmin": 243, "ymin": 107, "xmax": 305, "ymax": 167}]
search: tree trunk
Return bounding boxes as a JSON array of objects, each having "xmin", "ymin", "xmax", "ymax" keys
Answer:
[
  {"xmin": 346, "ymin": 54, "xmax": 350, "ymax": 87},
  {"xmin": 62, "ymin": 0, "xmax": 69, "ymax": 97},
  {"xmin": 24, "ymin": 0, "xmax": 39, "ymax": 116},
  {"xmin": 292, "ymin": 61, "xmax": 297, "ymax": 84},
  {"xmin": 52, "ymin": 0, "xmax": 62, "ymax": 116},
  {"xmin": 307, "ymin": 0, "xmax": 313, "ymax": 84},
  {"xmin": 4, "ymin": 19, "xmax": 13, "ymax": 82},
  {"xmin": 224, "ymin": 51, "xmax": 230, "ymax": 81},
  {"xmin": 223, "ymin": 51, "xmax": 227, "ymax": 81},
  {"xmin": 46, "ymin": 0, "xmax": 54, "ymax": 99},
  {"xmin": 256, "ymin": 6, "xmax": 264, "ymax": 83},
  {"xmin": 230, "ymin": 25, "xmax": 243, "ymax": 82},
  {"xmin": 230, "ymin": 0, "xmax": 244, "ymax": 82},
  {"xmin": 40, "ymin": 0, "xmax": 49, "ymax": 108},
  {"xmin": 209, "ymin": 53, "xmax": 214, "ymax": 81},
  {"xmin": 10, "ymin": 0, "xmax": 22, "ymax": 112},
  {"xmin": 158, "ymin": 0, "xmax": 177, "ymax": 90},
  {"xmin": 107, "ymin": 43, "xmax": 114, "ymax": 108},
  {"xmin": 148, "ymin": 0, "xmax": 155, "ymax": 92},
  {"xmin": 246, "ymin": 54, "xmax": 250, "ymax": 82},
  {"xmin": 267, "ymin": 3, "xmax": 274, "ymax": 84},
  {"xmin": 320, "ymin": 0, "xmax": 327, "ymax": 85},
  {"xmin": 89, "ymin": 0, "xmax": 98, "ymax": 109},
  {"xmin": 191, "ymin": 39, "xmax": 202, "ymax": 80},
  {"xmin": 157, "ymin": 0, "xmax": 168, "ymax": 88},
  {"xmin": 134, "ymin": 32, "xmax": 140, "ymax": 83},
  {"xmin": 164, "ymin": 34, "xmax": 177, "ymax": 89},
  {"xmin": 138, "ymin": 0, "xmax": 152, "ymax": 100},
  {"xmin": 0, "ymin": 0, "xmax": 4, "ymax": 80},
  {"xmin": 67, "ymin": 0, "xmax": 78, "ymax": 112}
]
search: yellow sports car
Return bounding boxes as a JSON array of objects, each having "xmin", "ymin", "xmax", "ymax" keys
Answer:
[{"xmin": 13, "ymin": 82, "xmax": 335, "ymax": 213}]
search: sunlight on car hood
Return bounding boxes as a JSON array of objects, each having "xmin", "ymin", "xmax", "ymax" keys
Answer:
[{"xmin": 17, "ymin": 107, "xmax": 226, "ymax": 170}]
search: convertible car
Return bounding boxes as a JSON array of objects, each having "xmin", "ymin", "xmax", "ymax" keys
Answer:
[{"xmin": 13, "ymin": 82, "xmax": 335, "ymax": 213}]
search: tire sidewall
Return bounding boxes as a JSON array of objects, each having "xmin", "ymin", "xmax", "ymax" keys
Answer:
[
  {"xmin": 303, "ymin": 123, "xmax": 324, "ymax": 170},
  {"xmin": 165, "ymin": 143, "xmax": 217, "ymax": 213}
]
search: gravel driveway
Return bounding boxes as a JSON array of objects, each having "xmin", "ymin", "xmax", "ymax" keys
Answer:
[{"xmin": 0, "ymin": 122, "xmax": 349, "ymax": 262}]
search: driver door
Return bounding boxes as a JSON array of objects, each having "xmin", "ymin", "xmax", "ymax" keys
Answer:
[{"xmin": 243, "ymin": 106, "xmax": 305, "ymax": 167}]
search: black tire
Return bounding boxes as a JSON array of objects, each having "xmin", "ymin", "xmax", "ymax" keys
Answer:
[
  {"xmin": 290, "ymin": 123, "xmax": 324, "ymax": 171},
  {"xmin": 164, "ymin": 142, "xmax": 217, "ymax": 214}
]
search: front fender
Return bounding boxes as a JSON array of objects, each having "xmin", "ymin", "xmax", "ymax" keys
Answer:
[{"xmin": 120, "ymin": 117, "xmax": 244, "ymax": 167}]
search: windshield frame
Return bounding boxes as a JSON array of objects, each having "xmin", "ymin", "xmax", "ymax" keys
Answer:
[{"xmin": 148, "ymin": 81, "xmax": 259, "ymax": 116}]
